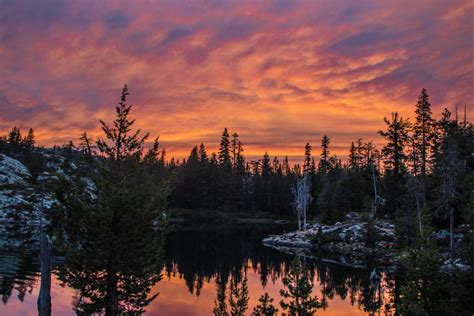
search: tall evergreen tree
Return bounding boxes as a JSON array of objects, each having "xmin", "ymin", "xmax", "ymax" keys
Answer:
[
  {"xmin": 379, "ymin": 112, "xmax": 411, "ymax": 217},
  {"xmin": 413, "ymin": 88, "xmax": 435, "ymax": 203},
  {"xmin": 23, "ymin": 128, "xmax": 35, "ymax": 148},
  {"xmin": 219, "ymin": 128, "xmax": 231, "ymax": 166},
  {"xmin": 55, "ymin": 84, "xmax": 170, "ymax": 315},
  {"xmin": 7, "ymin": 126, "xmax": 22, "ymax": 150},
  {"xmin": 303, "ymin": 143, "xmax": 312, "ymax": 173},
  {"xmin": 318, "ymin": 135, "xmax": 331, "ymax": 174}
]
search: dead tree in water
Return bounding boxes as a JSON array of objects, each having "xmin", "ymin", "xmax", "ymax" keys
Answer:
[
  {"xmin": 38, "ymin": 166, "xmax": 51, "ymax": 316},
  {"xmin": 38, "ymin": 227, "xmax": 51, "ymax": 316}
]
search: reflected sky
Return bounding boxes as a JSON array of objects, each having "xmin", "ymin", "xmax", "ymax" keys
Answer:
[
  {"xmin": 2, "ymin": 268, "xmax": 375, "ymax": 315},
  {"xmin": 1, "ymin": 223, "xmax": 394, "ymax": 315}
]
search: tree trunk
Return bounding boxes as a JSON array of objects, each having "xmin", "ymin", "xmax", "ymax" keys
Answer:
[
  {"xmin": 38, "ymin": 229, "xmax": 51, "ymax": 316},
  {"xmin": 105, "ymin": 266, "xmax": 119, "ymax": 316}
]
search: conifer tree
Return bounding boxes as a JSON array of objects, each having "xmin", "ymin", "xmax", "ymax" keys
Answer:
[
  {"xmin": 219, "ymin": 128, "xmax": 231, "ymax": 166},
  {"xmin": 252, "ymin": 293, "xmax": 278, "ymax": 316},
  {"xmin": 23, "ymin": 128, "xmax": 35, "ymax": 148},
  {"xmin": 79, "ymin": 131, "xmax": 95, "ymax": 157},
  {"xmin": 318, "ymin": 135, "xmax": 331, "ymax": 174},
  {"xmin": 413, "ymin": 88, "xmax": 435, "ymax": 203},
  {"xmin": 229, "ymin": 277, "xmax": 249, "ymax": 316},
  {"xmin": 231, "ymin": 132, "xmax": 240, "ymax": 168},
  {"xmin": 7, "ymin": 126, "xmax": 22, "ymax": 150},
  {"xmin": 378, "ymin": 112, "xmax": 411, "ymax": 216},
  {"xmin": 349, "ymin": 141, "xmax": 357, "ymax": 170},
  {"xmin": 303, "ymin": 143, "xmax": 312, "ymax": 173},
  {"xmin": 199, "ymin": 142, "xmax": 209, "ymax": 164},
  {"xmin": 56, "ymin": 84, "xmax": 169, "ymax": 315},
  {"xmin": 398, "ymin": 211, "xmax": 450, "ymax": 315},
  {"xmin": 280, "ymin": 257, "xmax": 322, "ymax": 315}
]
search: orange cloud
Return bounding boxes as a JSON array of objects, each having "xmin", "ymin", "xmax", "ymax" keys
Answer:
[{"xmin": 0, "ymin": 0, "xmax": 472, "ymax": 163}]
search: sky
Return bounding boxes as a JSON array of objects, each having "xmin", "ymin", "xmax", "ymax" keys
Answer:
[{"xmin": 0, "ymin": 0, "xmax": 473, "ymax": 163}]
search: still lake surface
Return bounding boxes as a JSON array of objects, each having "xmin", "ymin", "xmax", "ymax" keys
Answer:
[{"xmin": 0, "ymin": 222, "xmax": 395, "ymax": 315}]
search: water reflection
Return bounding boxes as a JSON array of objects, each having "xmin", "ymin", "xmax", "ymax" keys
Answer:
[
  {"xmin": 54, "ymin": 209, "xmax": 167, "ymax": 315},
  {"xmin": 0, "ymin": 223, "xmax": 397, "ymax": 315},
  {"xmin": 37, "ymin": 225, "xmax": 51, "ymax": 316},
  {"xmin": 0, "ymin": 223, "xmax": 39, "ymax": 306},
  {"xmin": 162, "ymin": 224, "xmax": 396, "ymax": 315}
]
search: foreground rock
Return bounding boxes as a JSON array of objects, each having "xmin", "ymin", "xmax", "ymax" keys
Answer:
[{"xmin": 0, "ymin": 152, "xmax": 92, "ymax": 222}]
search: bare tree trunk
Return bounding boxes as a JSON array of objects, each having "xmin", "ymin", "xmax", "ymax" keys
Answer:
[
  {"xmin": 38, "ymin": 229, "xmax": 51, "ymax": 316},
  {"xmin": 298, "ymin": 215, "xmax": 301, "ymax": 231}
]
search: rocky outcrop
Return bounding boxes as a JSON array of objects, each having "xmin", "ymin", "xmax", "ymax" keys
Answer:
[
  {"xmin": 262, "ymin": 213, "xmax": 398, "ymax": 267},
  {"xmin": 0, "ymin": 152, "xmax": 92, "ymax": 222}
]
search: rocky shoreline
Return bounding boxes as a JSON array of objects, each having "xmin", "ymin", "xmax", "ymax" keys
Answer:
[
  {"xmin": 262, "ymin": 213, "xmax": 470, "ymax": 271},
  {"xmin": 262, "ymin": 214, "xmax": 398, "ymax": 268}
]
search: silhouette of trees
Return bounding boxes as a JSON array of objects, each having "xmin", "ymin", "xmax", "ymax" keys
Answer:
[
  {"xmin": 279, "ymin": 257, "xmax": 322, "ymax": 315},
  {"xmin": 53, "ymin": 84, "xmax": 170, "ymax": 315},
  {"xmin": 252, "ymin": 293, "xmax": 278, "ymax": 315}
]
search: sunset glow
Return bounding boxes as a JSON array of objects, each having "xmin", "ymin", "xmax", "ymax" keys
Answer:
[{"xmin": 1, "ymin": 0, "xmax": 473, "ymax": 161}]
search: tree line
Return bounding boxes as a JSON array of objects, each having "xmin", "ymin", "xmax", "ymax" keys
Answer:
[
  {"xmin": 1, "ymin": 88, "xmax": 472, "ymax": 237},
  {"xmin": 1, "ymin": 85, "xmax": 473, "ymax": 315}
]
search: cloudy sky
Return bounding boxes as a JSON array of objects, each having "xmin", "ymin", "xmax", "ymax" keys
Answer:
[{"xmin": 1, "ymin": 0, "xmax": 472, "ymax": 162}]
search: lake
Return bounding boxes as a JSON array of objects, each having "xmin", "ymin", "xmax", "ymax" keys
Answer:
[{"xmin": 0, "ymin": 222, "xmax": 395, "ymax": 315}]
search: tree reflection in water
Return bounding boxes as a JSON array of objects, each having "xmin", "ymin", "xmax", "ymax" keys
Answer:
[
  {"xmin": 54, "ymin": 209, "xmax": 166, "ymax": 315},
  {"xmin": 163, "ymin": 224, "xmax": 397, "ymax": 315},
  {"xmin": 52, "ymin": 85, "xmax": 170, "ymax": 316},
  {"xmin": 0, "ymin": 223, "xmax": 400, "ymax": 315}
]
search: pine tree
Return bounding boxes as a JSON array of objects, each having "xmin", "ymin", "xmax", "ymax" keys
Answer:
[
  {"xmin": 378, "ymin": 112, "xmax": 411, "ymax": 216},
  {"xmin": 318, "ymin": 135, "xmax": 331, "ymax": 174},
  {"xmin": 398, "ymin": 211, "xmax": 450, "ymax": 315},
  {"xmin": 213, "ymin": 275, "xmax": 228, "ymax": 316},
  {"xmin": 97, "ymin": 84, "xmax": 149, "ymax": 163},
  {"xmin": 199, "ymin": 142, "xmax": 209, "ymax": 163},
  {"xmin": 79, "ymin": 131, "xmax": 95, "ymax": 157},
  {"xmin": 219, "ymin": 128, "xmax": 231, "ymax": 166},
  {"xmin": 252, "ymin": 293, "xmax": 278, "ymax": 316},
  {"xmin": 217, "ymin": 128, "xmax": 232, "ymax": 210},
  {"xmin": 303, "ymin": 143, "xmax": 312, "ymax": 173},
  {"xmin": 197, "ymin": 142, "xmax": 211, "ymax": 207},
  {"xmin": 55, "ymin": 84, "xmax": 170, "ymax": 315},
  {"xmin": 232, "ymin": 139, "xmax": 246, "ymax": 211},
  {"xmin": 229, "ymin": 277, "xmax": 249, "ymax": 316},
  {"xmin": 349, "ymin": 141, "xmax": 357, "ymax": 170},
  {"xmin": 7, "ymin": 126, "xmax": 22, "ymax": 151},
  {"xmin": 433, "ymin": 110, "xmax": 463, "ymax": 259},
  {"xmin": 23, "ymin": 128, "xmax": 35, "ymax": 148},
  {"xmin": 413, "ymin": 88, "xmax": 435, "ymax": 203},
  {"xmin": 280, "ymin": 257, "xmax": 322, "ymax": 315},
  {"xmin": 231, "ymin": 132, "xmax": 240, "ymax": 168},
  {"xmin": 283, "ymin": 156, "xmax": 291, "ymax": 176}
]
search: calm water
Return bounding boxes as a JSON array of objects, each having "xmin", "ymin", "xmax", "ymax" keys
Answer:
[{"xmin": 0, "ymin": 222, "xmax": 396, "ymax": 315}]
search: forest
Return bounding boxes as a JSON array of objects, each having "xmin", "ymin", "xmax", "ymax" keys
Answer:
[
  {"xmin": 1, "ymin": 85, "xmax": 473, "ymax": 315},
  {"xmin": 3, "ymin": 87, "xmax": 472, "ymax": 235}
]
